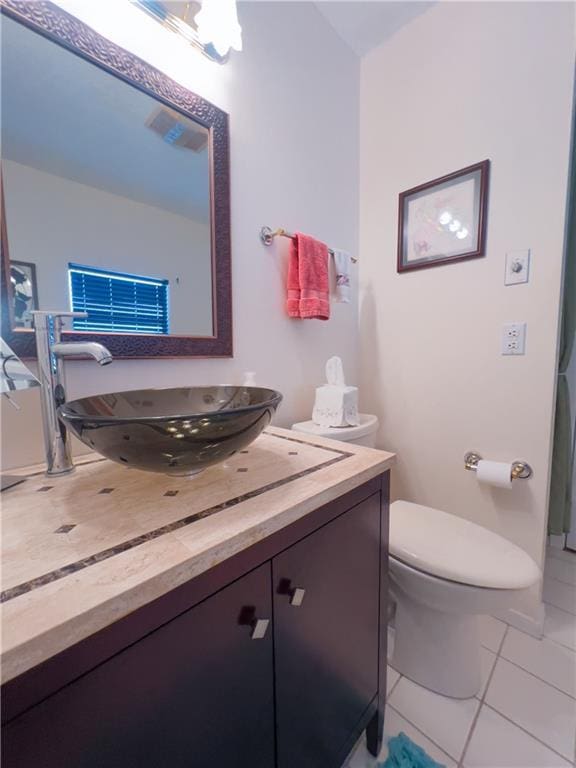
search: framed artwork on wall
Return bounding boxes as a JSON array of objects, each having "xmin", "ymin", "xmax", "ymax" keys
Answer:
[
  {"xmin": 397, "ymin": 160, "xmax": 490, "ymax": 273},
  {"xmin": 10, "ymin": 260, "xmax": 39, "ymax": 328}
]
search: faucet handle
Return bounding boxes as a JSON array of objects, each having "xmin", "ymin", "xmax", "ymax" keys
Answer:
[
  {"xmin": 31, "ymin": 311, "xmax": 88, "ymax": 318},
  {"xmin": 31, "ymin": 311, "xmax": 88, "ymax": 332}
]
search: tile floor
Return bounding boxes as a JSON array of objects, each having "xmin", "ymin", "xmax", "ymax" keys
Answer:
[{"xmin": 346, "ymin": 546, "xmax": 576, "ymax": 768}]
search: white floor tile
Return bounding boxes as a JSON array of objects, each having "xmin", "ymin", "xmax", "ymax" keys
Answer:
[
  {"xmin": 463, "ymin": 704, "xmax": 572, "ymax": 767},
  {"xmin": 386, "ymin": 666, "xmax": 400, "ymax": 697},
  {"xmin": 380, "ymin": 705, "xmax": 456, "ymax": 767},
  {"xmin": 388, "ymin": 676, "xmax": 480, "ymax": 761},
  {"xmin": 478, "ymin": 647, "xmax": 497, "ymax": 698},
  {"xmin": 478, "ymin": 615, "xmax": 507, "ymax": 652},
  {"xmin": 547, "ymin": 546, "xmax": 576, "ymax": 565},
  {"xmin": 345, "ymin": 707, "xmax": 458, "ymax": 768},
  {"xmin": 501, "ymin": 626, "xmax": 576, "ymax": 698},
  {"xmin": 346, "ymin": 736, "xmax": 377, "ymax": 768},
  {"xmin": 543, "ymin": 575, "xmax": 576, "ymax": 615},
  {"xmin": 545, "ymin": 604, "xmax": 576, "ymax": 651},
  {"xmin": 547, "ymin": 539, "xmax": 567, "ymax": 555},
  {"xmin": 546, "ymin": 555, "xmax": 576, "ymax": 586},
  {"xmin": 486, "ymin": 657, "xmax": 576, "ymax": 760}
]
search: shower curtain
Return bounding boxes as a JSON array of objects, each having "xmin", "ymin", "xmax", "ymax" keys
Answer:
[{"xmin": 548, "ymin": 115, "xmax": 576, "ymax": 535}]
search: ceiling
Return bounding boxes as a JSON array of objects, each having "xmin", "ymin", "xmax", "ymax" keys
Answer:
[
  {"xmin": 314, "ymin": 1, "xmax": 434, "ymax": 56},
  {"xmin": 1, "ymin": 15, "xmax": 210, "ymax": 222}
]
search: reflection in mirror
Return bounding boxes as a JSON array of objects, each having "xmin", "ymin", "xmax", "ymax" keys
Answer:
[
  {"xmin": 0, "ymin": 337, "xmax": 39, "ymax": 394},
  {"xmin": 10, "ymin": 260, "xmax": 38, "ymax": 329},
  {"xmin": 1, "ymin": 14, "xmax": 214, "ymax": 337},
  {"xmin": 0, "ymin": 339, "xmax": 38, "ymax": 492}
]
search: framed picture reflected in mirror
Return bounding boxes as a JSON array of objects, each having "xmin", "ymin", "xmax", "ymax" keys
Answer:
[{"xmin": 10, "ymin": 260, "xmax": 38, "ymax": 328}]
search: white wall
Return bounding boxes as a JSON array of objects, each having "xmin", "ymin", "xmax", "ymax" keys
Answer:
[
  {"xmin": 3, "ymin": 160, "xmax": 213, "ymax": 335},
  {"xmin": 567, "ymin": 335, "xmax": 576, "ymax": 550},
  {"xmin": 360, "ymin": 1, "xmax": 574, "ymax": 589},
  {"xmin": 1, "ymin": 2, "xmax": 360, "ymax": 469}
]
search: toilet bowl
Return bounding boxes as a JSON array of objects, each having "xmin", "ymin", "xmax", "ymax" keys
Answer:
[{"xmin": 389, "ymin": 501, "xmax": 541, "ymax": 698}]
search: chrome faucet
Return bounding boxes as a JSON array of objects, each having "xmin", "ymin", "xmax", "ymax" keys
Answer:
[{"xmin": 32, "ymin": 311, "xmax": 113, "ymax": 476}]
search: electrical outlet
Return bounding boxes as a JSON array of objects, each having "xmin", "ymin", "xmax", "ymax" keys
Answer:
[{"xmin": 502, "ymin": 322, "xmax": 527, "ymax": 355}]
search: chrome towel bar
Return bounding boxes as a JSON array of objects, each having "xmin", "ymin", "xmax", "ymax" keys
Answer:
[{"xmin": 260, "ymin": 226, "xmax": 358, "ymax": 263}]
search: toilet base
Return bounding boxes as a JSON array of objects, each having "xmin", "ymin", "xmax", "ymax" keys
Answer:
[{"xmin": 391, "ymin": 596, "xmax": 482, "ymax": 699}]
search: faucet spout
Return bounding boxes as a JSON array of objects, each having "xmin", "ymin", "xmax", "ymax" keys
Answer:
[{"xmin": 51, "ymin": 342, "xmax": 113, "ymax": 366}]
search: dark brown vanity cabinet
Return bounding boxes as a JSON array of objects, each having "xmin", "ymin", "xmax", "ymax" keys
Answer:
[
  {"xmin": 2, "ymin": 564, "xmax": 276, "ymax": 768},
  {"xmin": 2, "ymin": 478, "xmax": 389, "ymax": 768}
]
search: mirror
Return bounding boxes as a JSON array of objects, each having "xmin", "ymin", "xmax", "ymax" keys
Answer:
[
  {"xmin": 0, "ymin": 337, "xmax": 39, "ymax": 393},
  {"xmin": 0, "ymin": 337, "xmax": 38, "ymax": 492},
  {"xmin": 1, "ymin": 2, "xmax": 232, "ymax": 359}
]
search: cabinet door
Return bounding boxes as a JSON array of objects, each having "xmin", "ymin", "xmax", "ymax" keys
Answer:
[
  {"xmin": 2, "ymin": 564, "xmax": 274, "ymax": 768},
  {"xmin": 273, "ymin": 494, "xmax": 381, "ymax": 768}
]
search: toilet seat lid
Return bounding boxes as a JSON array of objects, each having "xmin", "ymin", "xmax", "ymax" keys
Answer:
[{"xmin": 390, "ymin": 501, "xmax": 540, "ymax": 589}]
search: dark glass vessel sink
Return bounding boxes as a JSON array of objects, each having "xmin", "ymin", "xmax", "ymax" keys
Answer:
[{"xmin": 58, "ymin": 386, "xmax": 283, "ymax": 476}]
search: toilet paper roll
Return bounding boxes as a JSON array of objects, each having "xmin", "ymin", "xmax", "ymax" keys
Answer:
[{"xmin": 476, "ymin": 460, "xmax": 513, "ymax": 489}]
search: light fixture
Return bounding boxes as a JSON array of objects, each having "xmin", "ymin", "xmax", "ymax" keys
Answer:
[{"xmin": 195, "ymin": 0, "xmax": 242, "ymax": 58}]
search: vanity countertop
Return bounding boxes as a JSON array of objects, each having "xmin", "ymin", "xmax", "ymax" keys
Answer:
[{"xmin": 1, "ymin": 427, "xmax": 395, "ymax": 684}]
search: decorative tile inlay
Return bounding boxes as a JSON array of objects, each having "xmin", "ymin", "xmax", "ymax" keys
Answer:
[
  {"xmin": 272, "ymin": 432, "xmax": 350, "ymax": 454},
  {"xmin": 1, "ymin": 432, "xmax": 354, "ymax": 604},
  {"xmin": 37, "ymin": 486, "xmax": 53, "ymax": 493},
  {"xmin": 21, "ymin": 457, "xmax": 106, "ymax": 479},
  {"xmin": 54, "ymin": 524, "xmax": 76, "ymax": 535}
]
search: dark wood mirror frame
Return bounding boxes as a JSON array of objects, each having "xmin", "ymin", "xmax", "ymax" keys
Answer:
[{"xmin": 0, "ymin": 0, "xmax": 232, "ymax": 359}]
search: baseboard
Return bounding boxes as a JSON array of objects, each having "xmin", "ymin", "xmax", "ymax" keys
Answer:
[{"xmin": 494, "ymin": 602, "xmax": 546, "ymax": 639}]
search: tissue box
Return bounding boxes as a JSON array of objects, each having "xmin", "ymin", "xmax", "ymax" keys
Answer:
[{"xmin": 312, "ymin": 385, "xmax": 359, "ymax": 427}]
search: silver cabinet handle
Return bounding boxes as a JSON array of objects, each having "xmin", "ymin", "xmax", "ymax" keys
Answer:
[
  {"xmin": 290, "ymin": 588, "xmax": 306, "ymax": 607},
  {"xmin": 251, "ymin": 618, "xmax": 270, "ymax": 640}
]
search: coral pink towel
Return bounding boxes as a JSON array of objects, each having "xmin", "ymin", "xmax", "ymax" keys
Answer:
[{"xmin": 286, "ymin": 233, "xmax": 330, "ymax": 320}]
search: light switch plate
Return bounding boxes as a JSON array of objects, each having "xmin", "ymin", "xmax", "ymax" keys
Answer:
[
  {"xmin": 502, "ymin": 322, "xmax": 527, "ymax": 355},
  {"xmin": 505, "ymin": 250, "xmax": 530, "ymax": 285}
]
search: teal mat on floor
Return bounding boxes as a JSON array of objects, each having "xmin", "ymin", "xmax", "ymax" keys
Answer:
[{"xmin": 380, "ymin": 732, "xmax": 446, "ymax": 768}]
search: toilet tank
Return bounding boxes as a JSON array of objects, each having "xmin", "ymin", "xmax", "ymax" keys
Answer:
[{"xmin": 291, "ymin": 414, "xmax": 379, "ymax": 448}]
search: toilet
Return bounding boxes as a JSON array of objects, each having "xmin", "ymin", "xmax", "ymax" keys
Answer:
[
  {"xmin": 389, "ymin": 501, "xmax": 540, "ymax": 698},
  {"xmin": 291, "ymin": 417, "xmax": 541, "ymax": 700}
]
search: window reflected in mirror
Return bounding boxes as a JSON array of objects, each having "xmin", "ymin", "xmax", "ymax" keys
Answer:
[{"xmin": 68, "ymin": 264, "xmax": 170, "ymax": 335}]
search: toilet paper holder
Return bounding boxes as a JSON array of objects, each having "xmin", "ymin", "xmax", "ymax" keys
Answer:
[{"xmin": 464, "ymin": 452, "xmax": 533, "ymax": 480}]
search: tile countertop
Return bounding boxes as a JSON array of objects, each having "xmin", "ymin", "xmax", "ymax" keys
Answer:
[{"xmin": 1, "ymin": 427, "xmax": 395, "ymax": 684}]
